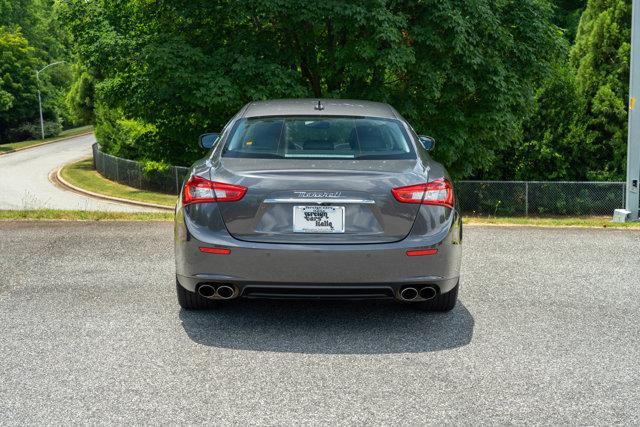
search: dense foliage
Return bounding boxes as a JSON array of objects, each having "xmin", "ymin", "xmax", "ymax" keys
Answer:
[
  {"xmin": 554, "ymin": 0, "xmax": 587, "ymax": 42},
  {"xmin": 58, "ymin": 0, "xmax": 560, "ymax": 175},
  {"xmin": 570, "ymin": 0, "xmax": 631, "ymax": 180},
  {"xmin": 505, "ymin": 0, "xmax": 630, "ymax": 181},
  {"xmin": 1, "ymin": 0, "xmax": 633, "ymax": 182},
  {"xmin": 0, "ymin": 0, "xmax": 74, "ymax": 143},
  {"xmin": 0, "ymin": 28, "xmax": 39, "ymax": 134},
  {"xmin": 65, "ymin": 64, "xmax": 95, "ymax": 125}
]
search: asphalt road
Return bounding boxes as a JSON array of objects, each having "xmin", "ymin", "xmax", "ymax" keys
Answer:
[
  {"xmin": 0, "ymin": 222, "xmax": 639, "ymax": 424},
  {"xmin": 0, "ymin": 134, "xmax": 153, "ymax": 211}
]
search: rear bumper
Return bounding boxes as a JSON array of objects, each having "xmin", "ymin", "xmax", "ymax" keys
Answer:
[
  {"xmin": 176, "ymin": 277, "xmax": 460, "ymax": 301},
  {"xmin": 175, "ymin": 204, "xmax": 462, "ymax": 297}
]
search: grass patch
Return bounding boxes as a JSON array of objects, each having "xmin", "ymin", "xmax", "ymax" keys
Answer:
[
  {"xmin": 464, "ymin": 216, "xmax": 640, "ymax": 229},
  {"xmin": 60, "ymin": 159, "xmax": 176, "ymax": 207},
  {"xmin": 0, "ymin": 210, "xmax": 172, "ymax": 221},
  {"xmin": 0, "ymin": 126, "xmax": 94, "ymax": 154}
]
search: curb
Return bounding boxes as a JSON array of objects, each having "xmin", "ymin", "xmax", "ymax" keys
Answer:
[
  {"xmin": 463, "ymin": 221, "xmax": 640, "ymax": 230},
  {"xmin": 0, "ymin": 131, "xmax": 95, "ymax": 156},
  {"xmin": 54, "ymin": 161, "xmax": 174, "ymax": 212}
]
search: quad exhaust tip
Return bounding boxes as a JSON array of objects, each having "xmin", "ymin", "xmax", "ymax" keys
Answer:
[
  {"xmin": 419, "ymin": 286, "xmax": 437, "ymax": 300},
  {"xmin": 216, "ymin": 285, "xmax": 235, "ymax": 300},
  {"xmin": 198, "ymin": 284, "xmax": 216, "ymax": 298},
  {"xmin": 197, "ymin": 284, "xmax": 237, "ymax": 300},
  {"xmin": 399, "ymin": 286, "xmax": 437, "ymax": 301},
  {"xmin": 400, "ymin": 287, "xmax": 418, "ymax": 301}
]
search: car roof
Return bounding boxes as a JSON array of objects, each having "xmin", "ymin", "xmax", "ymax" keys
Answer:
[{"xmin": 241, "ymin": 99, "xmax": 399, "ymax": 120}]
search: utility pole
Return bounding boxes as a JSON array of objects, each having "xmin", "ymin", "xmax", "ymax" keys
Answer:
[
  {"xmin": 625, "ymin": 0, "xmax": 640, "ymax": 220},
  {"xmin": 35, "ymin": 61, "xmax": 66, "ymax": 140}
]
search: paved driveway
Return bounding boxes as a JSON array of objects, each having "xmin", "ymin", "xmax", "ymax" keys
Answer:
[
  {"xmin": 0, "ymin": 134, "xmax": 156, "ymax": 211},
  {"xmin": 0, "ymin": 222, "xmax": 638, "ymax": 424}
]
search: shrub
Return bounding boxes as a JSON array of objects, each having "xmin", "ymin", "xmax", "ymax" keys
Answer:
[
  {"xmin": 94, "ymin": 102, "xmax": 159, "ymax": 160},
  {"xmin": 7, "ymin": 121, "xmax": 62, "ymax": 141}
]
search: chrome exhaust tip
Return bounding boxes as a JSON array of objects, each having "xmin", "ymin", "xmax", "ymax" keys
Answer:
[
  {"xmin": 400, "ymin": 287, "xmax": 418, "ymax": 301},
  {"xmin": 419, "ymin": 286, "xmax": 437, "ymax": 300},
  {"xmin": 197, "ymin": 284, "xmax": 216, "ymax": 299},
  {"xmin": 216, "ymin": 285, "xmax": 235, "ymax": 300}
]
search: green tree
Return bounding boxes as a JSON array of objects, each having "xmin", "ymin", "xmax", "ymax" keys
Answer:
[
  {"xmin": 553, "ymin": 0, "xmax": 587, "ymax": 42},
  {"xmin": 508, "ymin": 64, "xmax": 583, "ymax": 180},
  {"xmin": 0, "ymin": 27, "xmax": 40, "ymax": 143},
  {"xmin": 60, "ymin": 0, "xmax": 560, "ymax": 174},
  {"xmin": 0, "ymin": 0, "xmax": 67, "ymax": 59},
  {"xmin": 66, "ymin": 65, "xmax": 95, "ymax": 125},
  {"xmin": 0, "ymin": 0, "xmax": 73, "ymax": 142},
  {"xmin": 0, "ymin": 84, "xmax": 14, "ymax": 112},
  {"xmin": 570, "ymin": 0, "xmax": 631, "ymax": 180},
  {"xmin": 390, "ymin": 0, "xmax": 561, "ymax": 178}
]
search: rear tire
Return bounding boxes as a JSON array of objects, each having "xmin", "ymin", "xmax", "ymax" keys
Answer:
[
  {"xmin": 176, "ymin": 278, "xmax": 218, "ymax": 310},
  {"xmin": 414, "ymin": 282, "xmax": 459, "ymax": 312}
]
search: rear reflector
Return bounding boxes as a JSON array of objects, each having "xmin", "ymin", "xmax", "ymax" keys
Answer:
[
  {"xmin": 406, "ymin": 249, "xmax": 438, "ymax": 257},
  {"xmin": 199, "ymin": 247, "xmax": 231, "ymax": 255}
]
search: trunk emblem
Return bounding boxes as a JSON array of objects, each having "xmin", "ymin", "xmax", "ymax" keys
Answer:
[{"xmin": 294, "ymin": 191, "xmax": 343, "ymax": 198}]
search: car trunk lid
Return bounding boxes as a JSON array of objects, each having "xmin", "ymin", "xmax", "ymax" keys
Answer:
[{"xmin": 214, "ymin": 158, "xmax": 426, "ymax": 244}]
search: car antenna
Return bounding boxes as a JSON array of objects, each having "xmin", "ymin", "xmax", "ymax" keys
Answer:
[{"xmin": 314, "ymin": 100, "xmax": 324, "ymax": 111}]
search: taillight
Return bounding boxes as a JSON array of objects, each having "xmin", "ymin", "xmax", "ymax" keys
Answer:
[
  {"xmin": 182, "ymin": 176, "xmax": 246, "ymax": 205},
  {"xmin": 392, "ymin": 178, "xmax": 454, "ymax": 208}
]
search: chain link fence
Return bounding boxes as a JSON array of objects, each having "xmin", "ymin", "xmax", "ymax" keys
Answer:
[
  {"xmin": 93, "ymin": 143, "xmax": 189, "ymax": 195},
  {"xmin": 457, "ymin": 181, "xmax": 626, "ymax": 216},
  {"xmin": 93, "ymin": 144, "xmax": 628, "ymax": 216}
]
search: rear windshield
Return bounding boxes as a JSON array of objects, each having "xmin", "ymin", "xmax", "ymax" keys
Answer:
[{"xmin": 222, "ymin": 116, "xmax": 415, "ymax": 160}]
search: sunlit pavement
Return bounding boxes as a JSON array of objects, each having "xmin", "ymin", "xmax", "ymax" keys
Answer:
[{"xmin": 0, "ymin": 222, "xmax": 638, "ymax": 424}]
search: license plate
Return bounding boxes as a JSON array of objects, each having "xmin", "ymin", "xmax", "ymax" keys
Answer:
[{"xmin": 293, "ymin": 206, "xmax": 345, "ymax": 233}]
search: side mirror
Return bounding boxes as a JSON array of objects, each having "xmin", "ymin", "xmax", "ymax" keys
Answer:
[
  {"xmin": 418, "ymin": 135, "xmax": 436, "ymax": 151},
  {"xmin": 199, "ymin": 133, "xmax": 220, "ymax": 150}
]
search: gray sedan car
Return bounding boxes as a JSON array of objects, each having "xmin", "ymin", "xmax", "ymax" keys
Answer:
[{"xmin": 175, "ymin": 99, "xmax": 462, "ymax": 311}]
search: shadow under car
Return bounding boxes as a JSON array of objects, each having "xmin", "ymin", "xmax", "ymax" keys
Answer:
[{"xmin": 179, "ymin": 299, "xmax": 474, "ymax": 355}]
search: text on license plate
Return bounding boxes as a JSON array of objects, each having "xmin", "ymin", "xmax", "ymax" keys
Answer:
[{"xmin": 293, "ymin": 206, "xmax": 345, "ymax": 233}]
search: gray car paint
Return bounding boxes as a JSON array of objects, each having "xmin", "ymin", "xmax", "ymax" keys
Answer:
[
  {"xmin": 175, "ymin": 99, "xmax": 461, "ymax": 300},
  {"xmin": 215, "ymin": 158, "xmax": 427, "ymax": 244},
  {"xmin": 241, "ymin": 99, "xmax": 402, "ymax": 120}
]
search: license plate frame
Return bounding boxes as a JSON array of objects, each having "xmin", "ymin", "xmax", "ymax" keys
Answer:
[{"xmin": 293, "ymin": 206, "xmax": 345, "ymax": 233}]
